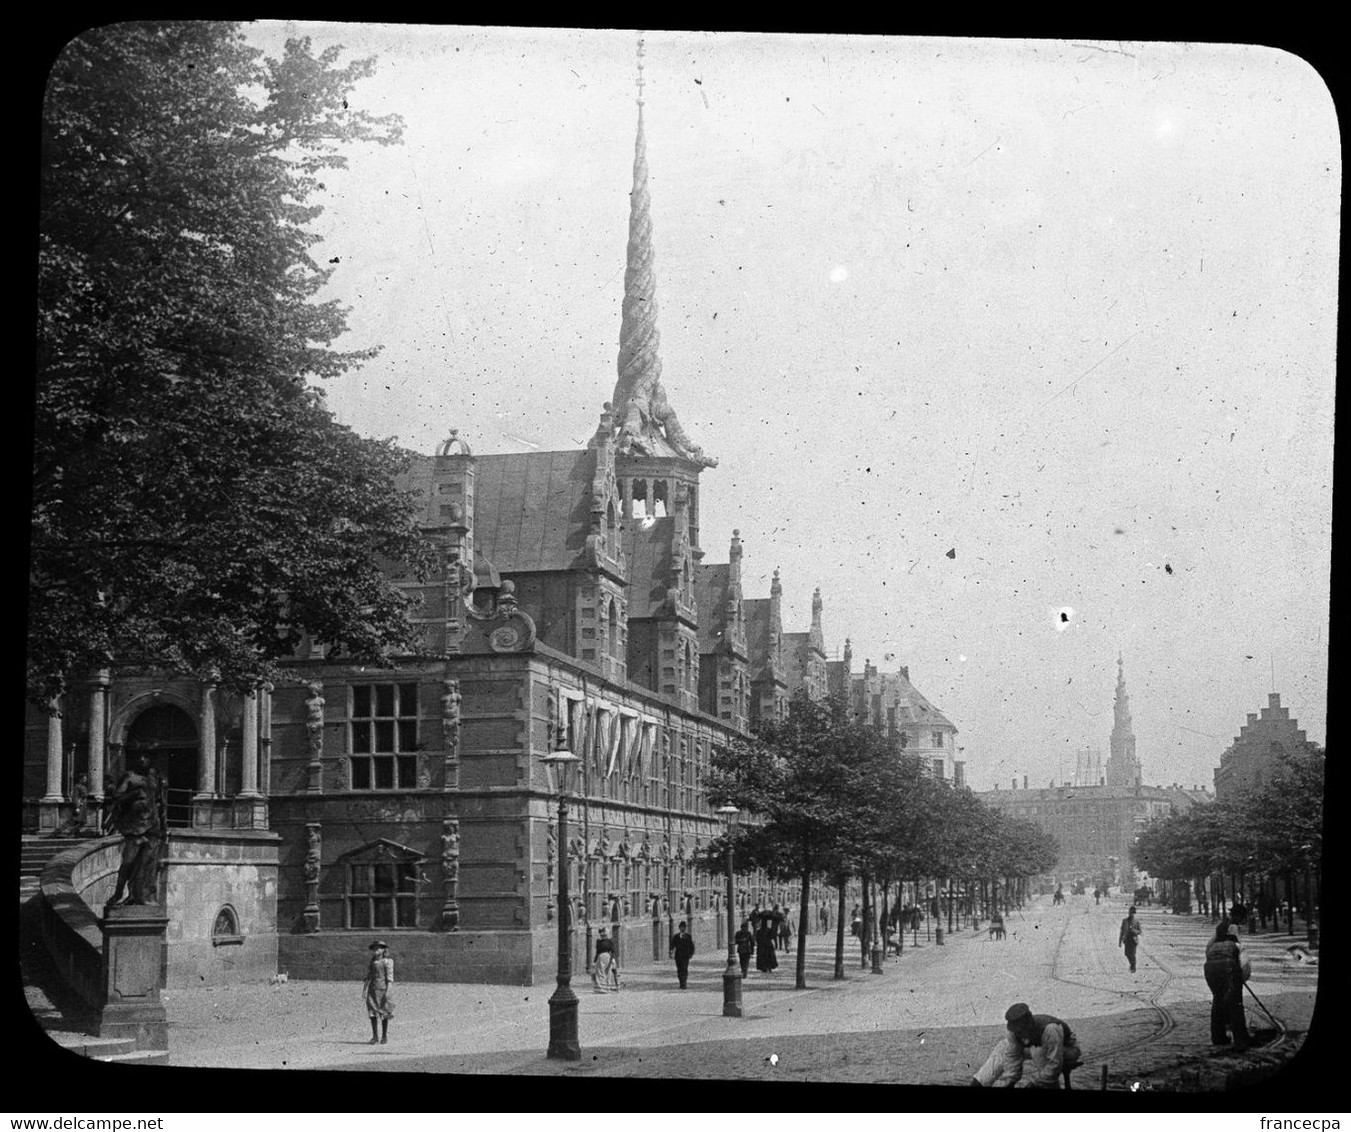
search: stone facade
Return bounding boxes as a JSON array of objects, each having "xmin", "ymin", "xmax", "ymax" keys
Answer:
[
  {"xmin": 826, "ymin": 648, "xmax": 961, "ymax": 781},
  {"xmin": 23, "ymin": 83, "xmax": 831, "ymax": 986},
  {"xmin": 979, "ymin": 782, "xmax": 1211, "ymax": 887}
]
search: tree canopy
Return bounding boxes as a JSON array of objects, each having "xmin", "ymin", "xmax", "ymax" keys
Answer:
[
  {"xmin": 34, "ymin": 22, "xmax": 435, "ymax": 702},
  {"xmin": 1130, "ymin": 747, "xmax": 1325, "ymax": 880},
  {"xmin": 699, "ymin": 690, "xmax": 1059, "ymax": 986}
]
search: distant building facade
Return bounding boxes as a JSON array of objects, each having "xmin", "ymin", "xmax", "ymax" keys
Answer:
[
  {"xmin": 979, "ymin": 781, "xmax": 1212, "ymax": 887},
  {"xmin": 977, "ymin": 654, "xmax": 1212, "ymax": 886},
  {"xmin": 826, "ymin": 644, "xmax": 962, "ymax": 782},
  {"xmin": 1213, "ymin": 692, "xmax": 1320, "ymax": 801}
]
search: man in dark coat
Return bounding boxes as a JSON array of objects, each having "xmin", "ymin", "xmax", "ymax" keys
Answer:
[
  {"xmin": 669, "ymin": 920, "xmax": 695, "ymax": 988},
  {"xmin": 734, "ymin": 920, "xmax": 755, "ymax": 977},
  {"xmin": 1118, "ymin": 905, "xmax": 1142, "ymax": 972},
  {"xmin": 1203, "ymin": 923, "xmax": 1250, "ymax": 1050}
]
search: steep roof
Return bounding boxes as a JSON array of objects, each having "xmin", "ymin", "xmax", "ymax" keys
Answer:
[
  {"xmin": 624, "ymin": 517, "xmax": 675, "ymax": 618},
  {"xmin": 888, "ymin": 671, "xmax": 955, "ymax": 730},
  {"xmin": 471, "ymin": 450, "xmax": 597, "ymax": 573}
]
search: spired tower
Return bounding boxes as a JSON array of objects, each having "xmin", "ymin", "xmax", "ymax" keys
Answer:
[
  {"xmin": 612, "ymin": 37, "xmax": 713, "ymax": 711},
  {"xmin": 1105, "ymin": 653, "xmax": 1141, "ymax": 787}
]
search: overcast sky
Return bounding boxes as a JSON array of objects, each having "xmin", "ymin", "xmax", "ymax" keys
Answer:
[{"xmin": 243, "ymin": 24, "xmax": 1336, "ymax": 792}]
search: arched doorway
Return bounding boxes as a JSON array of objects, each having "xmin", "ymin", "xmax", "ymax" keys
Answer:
[{"xmin": 125, "ymin": 703, "xmax": 197, "ymax": 828}]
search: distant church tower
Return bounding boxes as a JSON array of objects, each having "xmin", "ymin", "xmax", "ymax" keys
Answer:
[{"xmin": 1105, "ymin": 653, "xmax": 1141, "ymax": 787}]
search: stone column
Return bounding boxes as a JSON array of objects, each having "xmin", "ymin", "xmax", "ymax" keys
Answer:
[
  {"xmin": 239, "ymin": 689, "xmax": 260, "ymax": 797},
  {"xmin": 305, "ymin": 682, "xmax": 325, "ymax": 794},
  {"xmin": 86, "ymin": 671, "xmax": 109, "ymax": 830},
  {"xmin": 40, "ymin": 694, "xmax": 65, "ymax": 831},
  {"xmin": 196, "ymin": 681, "xmax": 217, "ymax": 797},
  {"xmin": 302, "ymin": 822, "xmax": 322, "ymax": 932},
  {"xmin": 259, "ymin": 683, "xmax": 273, "ymax": 795}
]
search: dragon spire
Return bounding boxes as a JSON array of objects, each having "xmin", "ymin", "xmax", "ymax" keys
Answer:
[{"xmin": 609, "ymin": 34, "xmax": 716, "ymax": 468}]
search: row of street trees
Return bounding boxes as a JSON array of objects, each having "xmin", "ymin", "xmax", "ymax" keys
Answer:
[
  {"xmin": 1130, "ymin": 747, "xmax": 1324, "ymax": 935},
  {"xmin": 698, "ymin": 693, "xmax": 1059, "ymax": 989}
]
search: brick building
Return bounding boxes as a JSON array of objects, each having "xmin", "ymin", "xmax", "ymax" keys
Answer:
[
  {"xmin": 826, "ymin": 644, "xmax": 962, "ymax": 783},
  {"xmin": 23, "ymin": 78, "xmax": 824, "ymax": 988},
  {"xmin": 1213, "ymin": 692, "xmax": 1320, "ymax": 801}
]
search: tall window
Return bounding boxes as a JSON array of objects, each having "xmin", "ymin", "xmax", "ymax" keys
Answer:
[
  {"xmin": 350, "ymin": 682, "xmax": 419, "ymax": 789},
  {"xmin": 932, "ymin": 730, "xmax": 944, "ymax": 747},
  {"xmin": 931, "ymin": 758, "xmax": 945, "ymax": 780}
]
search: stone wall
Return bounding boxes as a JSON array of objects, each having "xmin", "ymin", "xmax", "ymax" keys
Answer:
[{"xmin": 162, "ymin": 830, "xmax": 280, "ymax": 985}]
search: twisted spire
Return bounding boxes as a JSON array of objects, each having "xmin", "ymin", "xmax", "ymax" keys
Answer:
[{"xmin": 610, "ymin": 34, "xmax": 716, "ymax": 468}]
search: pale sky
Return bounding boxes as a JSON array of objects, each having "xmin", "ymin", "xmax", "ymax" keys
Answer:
[{"xmin": 243, "ymin": 24, "xmax": 1336, "ymax": 792}]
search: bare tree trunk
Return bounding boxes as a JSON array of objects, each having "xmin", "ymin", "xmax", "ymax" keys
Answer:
[
  {"xmin": 796, "ymin": 862, "xmax": 811, "ymax": 990},
  {"xmin": 834, "ymin": 881, "xmax": 847, "ymax": 980}
]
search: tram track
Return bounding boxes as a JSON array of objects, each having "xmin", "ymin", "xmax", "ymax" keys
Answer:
[{"xmin": 1044, "ymin": 900, "xmax": 1290, "ymax": 1086}]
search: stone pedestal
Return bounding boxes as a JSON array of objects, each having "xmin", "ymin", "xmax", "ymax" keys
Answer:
[{"xmin": 100, "ymin": 904, "xmax": 169, "ymax": 1050}]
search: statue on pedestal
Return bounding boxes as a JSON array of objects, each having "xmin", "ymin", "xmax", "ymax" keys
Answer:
[{"xmin": 105, "ymin": 753, "xmax": 163, "ymax": 907}]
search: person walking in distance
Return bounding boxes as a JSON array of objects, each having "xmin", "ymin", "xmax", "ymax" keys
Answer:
[
  {"xmin": 1119, "ymin": 905, "xmax": 1142, "ymax": 973},
  {"xmin": 754, "ymin": 913, "xmax": 779, "ymax": 974},
  {"xmin": 1203, "ymin": 923, "xmax": 1251, "ymax": 1051},
  {"xmin": 971, "ymin": 1002, "xmax": 1084, "ymax": 1088},
  {"xmin": 669, "ymin": 920, "xmax": 695, "ymax": 989},
  {"xmin": 362, "ymin": 940, "xmax": 394, "ymax": 1044},
  {"xmin": 734, "ymin": 919, "xmax": 755, "ymax": 977}
]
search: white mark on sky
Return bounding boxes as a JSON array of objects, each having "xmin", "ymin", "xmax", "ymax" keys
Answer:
[{"xmin": 829, "ymin": 265, "xmax": 849, "ymax": 283}]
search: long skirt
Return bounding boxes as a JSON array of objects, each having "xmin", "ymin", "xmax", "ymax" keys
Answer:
[{"xmin": 592, "ymin": 951, "xmax": 619, "ymax": 993}]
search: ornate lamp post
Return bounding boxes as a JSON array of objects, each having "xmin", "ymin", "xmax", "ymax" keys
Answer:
[
  {"xmin": 716, "ymin": 804, "xmax": 743, "ymax": 1018},
  {"xmin": 542, "ymin": 743, "xmax": 582, "ymax": 1060}
]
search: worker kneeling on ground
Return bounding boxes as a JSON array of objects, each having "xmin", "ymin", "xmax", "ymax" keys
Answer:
[{"xmin": 971, "ymin": 1002, "xmax": 1083, "ymax": 1088}]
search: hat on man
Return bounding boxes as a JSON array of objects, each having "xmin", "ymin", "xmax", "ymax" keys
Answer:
[
  {"xmin": 1005, "ymin": 1002, "xmax": 1033, "ymax": 1028},
  {"xmin": 370, "ymin": 940, "xmax": 388, "ymax": 950}
]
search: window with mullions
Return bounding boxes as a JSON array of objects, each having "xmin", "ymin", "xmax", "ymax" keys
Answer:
[
  {"xmin": 349, "ymin": 682, "xmax": 420, "ymax": 790},
  {"xmin": 347, "ymin": 860, "xmax": 420, "ymax": 929}
]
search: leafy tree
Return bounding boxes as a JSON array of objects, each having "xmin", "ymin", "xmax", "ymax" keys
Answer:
[
  {"xmin": 34, "ymin": 22, "xmax": 434, "ymax": 702},
  {"xmin": 701, "ymin": 692, "xmax": 894, "ymax": 989}
]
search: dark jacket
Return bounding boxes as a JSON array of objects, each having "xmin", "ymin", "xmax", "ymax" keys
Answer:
[
  {"xmin": 669, "ymin": 932, "xmax": 695, "ymax": 961},
  {"xmin": 734, "ymin": 929, "xmax": 754, "ymax": 956},
  {"xmin": 1204, "ymin": 937, "xmax": 1243, "ymax": 980}
]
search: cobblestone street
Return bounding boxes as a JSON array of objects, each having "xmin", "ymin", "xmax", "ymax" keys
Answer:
[{"xmin": 158, "ymin": 894, "xmax": 1318, "ymax": 1088}]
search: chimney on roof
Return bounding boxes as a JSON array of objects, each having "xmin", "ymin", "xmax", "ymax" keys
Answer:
[
  {"xmin": 1023, "ymin": 775, "xmax": 1028, "ymax": 790},
  {"xmin": 1100, "ymin": 776, "xmax": 1105, "ymax": 786},
  {"xmin": 900, "ymin": 666, "xmax": 909, "ymax": 681},
  {"xmin": 1269, "ymin": 692, "xmax": 1281, "ymax": 708},
  {"xmin": 1012, "ymin": 777, "xmax": 1017, "ymax": 790}
]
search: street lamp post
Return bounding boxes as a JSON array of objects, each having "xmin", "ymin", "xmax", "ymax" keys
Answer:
[
  {"xmin": 542, "ymin": 743, "xmax": 582, "ymax": 1061},
  {"xmin": 716, "ymin": 804, "xmax": 743, "ymax": 1018}
]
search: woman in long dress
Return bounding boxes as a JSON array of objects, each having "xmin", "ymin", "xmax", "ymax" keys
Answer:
[
  {"xmin": 591, "ymin": 927, "xmax": 620, "ymax": 993},
  {"xmin": 363, "ymin": 940, "xmax": 395, "ymax": 1043},
  {"xmin": 754, "ymin": 916, "xmax": 778, "ymax": 973}
]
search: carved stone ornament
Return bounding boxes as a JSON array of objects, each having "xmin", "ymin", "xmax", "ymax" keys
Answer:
[
  {"xmin": 441, "ymin": 678, "xmax": 461, "ymax": 754},
  {"xmin": 304, "ymin": 683, "xmax": 325, "ymax": 762},
  {"xmin": 463, "ymin": 577, "xmax": 537, "ymax": 653}
]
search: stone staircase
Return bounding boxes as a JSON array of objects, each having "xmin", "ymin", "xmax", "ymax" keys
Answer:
[
  {"xmin": 20, "ymin": 836, "xmax": 87, "ymax": 902},
  {"xmin": 21, "ymin": 835, "xmax": 169, "ymax": 1065}
]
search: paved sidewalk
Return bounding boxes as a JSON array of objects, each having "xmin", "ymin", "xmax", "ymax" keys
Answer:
[{"xmin": 153, "ymin": 895, "xmax": 1319, "ymax": 1085}]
